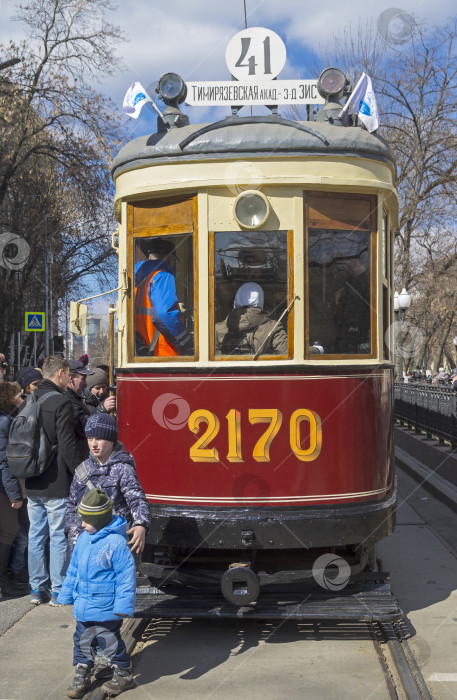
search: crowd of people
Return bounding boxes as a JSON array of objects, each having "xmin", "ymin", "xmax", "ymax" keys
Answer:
[
  {"xmin": 398, "ymin": 367, "xmax": 457, "ymax": 388},
  {"xmin": 0, "ymin": 353, "xmax": 150, "ymax": 697}
]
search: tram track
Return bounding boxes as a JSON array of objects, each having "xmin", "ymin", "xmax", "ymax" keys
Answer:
[
  {"xmin": 375, "ymin": 621, "xmax": 432, "ymax": 700},
  {"xmin": 82, "ymin": 614, "xmax": 431, "ymax": 699}
]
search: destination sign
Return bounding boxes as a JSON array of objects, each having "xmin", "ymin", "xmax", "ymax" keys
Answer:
[{"xmin": 186, "ymin": 80, "xmax": 325, "ymax": 107}]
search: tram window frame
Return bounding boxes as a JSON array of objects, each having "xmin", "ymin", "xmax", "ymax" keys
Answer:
[
  {"xmin": 127, "ymin": 195, "xmax": 198, "ymax": 363},
  {"xmin": 382, "ymin": 209, "xmax": 389, "ymax": 280},
  {"xmin": 209, "ymin": 229, "xmax": 294, "ymax": 361},
  {"xmin": 304, "ymin": 192, "xmax": 377, "ymax": 360}
]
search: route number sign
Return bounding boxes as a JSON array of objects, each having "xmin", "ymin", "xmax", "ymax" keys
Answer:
[
  {"xmin": 186, "ymin": 27, "xmax": 323, "ymax": 108},
  {"xmin": 225, "ymin": 27, "xmax": 286, "ymax": 81}
]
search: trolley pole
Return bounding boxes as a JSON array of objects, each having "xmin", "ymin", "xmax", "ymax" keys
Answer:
[{"xmin": 109, "ymin": 304, "xmax": 115, "ymax": 409}]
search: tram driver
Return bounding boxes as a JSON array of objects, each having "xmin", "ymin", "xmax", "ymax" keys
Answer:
[
  {"xmin": 215, "ymin": 282, "xmax": 288, "ymax": 356},
  {"xmin": 333, "ymin": 256, "xmax": 370, "ymax": 354},
  {"xmin": 134, "ymin": 237, "xmax": 193, "ymax": 357}
]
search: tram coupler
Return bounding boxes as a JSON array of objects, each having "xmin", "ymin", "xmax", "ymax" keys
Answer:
[{"xmin": 221, "ymin": 563, "xmax": 260, "ymax": 605}]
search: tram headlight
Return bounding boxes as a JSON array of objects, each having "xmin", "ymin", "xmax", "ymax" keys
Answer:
[
  {"xmin": 156, "ymin": 72, "xmax": 187, "ymax": 107},
  {"xmin": 233, "ymin": 190, "xmax": 270, "ymax": 229},
  {"xmin": 317, "ymin": 67, "xmax": 347, "ymax": 102}
]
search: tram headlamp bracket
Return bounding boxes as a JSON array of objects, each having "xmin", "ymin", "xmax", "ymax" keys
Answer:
[
  {"xmin": 233, "ymin": 190, "xmax": 270, "ymax": 229},
  {"xmin": 317, "ymin": 67, "xmax": 348, "ymax": 103},
  {"xmin": 156, "ymin": 73, "xmax": 189, "ymax": 130}
]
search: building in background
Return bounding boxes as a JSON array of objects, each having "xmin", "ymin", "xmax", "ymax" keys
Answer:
[{"xmin": 69, "ymin": 313, "xmax": 110, "ymax": 365}]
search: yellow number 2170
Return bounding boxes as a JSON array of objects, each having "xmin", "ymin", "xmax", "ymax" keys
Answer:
[{"xmin": 188, "ymin": 408, "xmax": 322, "ymax": 464}]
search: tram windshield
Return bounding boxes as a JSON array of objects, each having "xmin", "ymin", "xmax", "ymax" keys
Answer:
[
  {"xmin": 213, "ymin": 231, "xmax": 289, "ymax": 358},
  {"xmin": 308, "ymin": 229, "xmax": 371, "ymax": 355},
  {"xmin": 133, "ymin": 233, "xmax": 194, "ymax": 357}
]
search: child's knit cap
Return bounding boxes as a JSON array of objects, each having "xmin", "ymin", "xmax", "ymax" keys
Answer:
[
  {"xmin": 85, "ymin": 413, "xmax": 118, "ymax": 443},
  {"xmin": 78, "ymin": 489, "xmax": 113, "ymax": 531}
]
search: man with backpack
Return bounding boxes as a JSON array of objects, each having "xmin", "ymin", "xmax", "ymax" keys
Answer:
[{"xmin": 24, "ymin": 356, "xmax": 81, "ymax": 606}]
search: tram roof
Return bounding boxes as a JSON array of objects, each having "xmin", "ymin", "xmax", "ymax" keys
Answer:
[{"xmin": 111, "ymin": 116, "xmax": 394, "ymax": 179}]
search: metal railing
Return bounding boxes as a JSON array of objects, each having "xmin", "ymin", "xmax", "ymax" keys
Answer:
[{"xmin": 394, "ymin": 382, "xmax": 457, "ymax": 449}]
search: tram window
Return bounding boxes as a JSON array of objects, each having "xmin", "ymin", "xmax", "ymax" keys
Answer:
[
  {"xmin": 133, "ymin": 233, "xmax": 194, "ymax": 358},
  {"xmin": 213, "ymin": 231, "xmax": 289, "ymax": 358},
  {"xmin": 308, "ymin": 229, "xmax": 371, "ymax": 355}
]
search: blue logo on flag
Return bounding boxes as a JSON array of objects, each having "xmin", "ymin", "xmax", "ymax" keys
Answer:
[
  {"xmin": 133, "ymin": 92, "xmax": 146, "ymax": 106},
  {"xmin": 359, "ymin": 99, "xmax": 371, "ymax": 116}
]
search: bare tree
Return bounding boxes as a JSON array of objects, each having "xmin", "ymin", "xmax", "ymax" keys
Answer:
[
  {"xmin": 296, "ymin": 16, "xmax": 457, "ymax": 369},
  {"xmin": 0, "ymin": 0, "xmax": 128, "ymax": 356}
]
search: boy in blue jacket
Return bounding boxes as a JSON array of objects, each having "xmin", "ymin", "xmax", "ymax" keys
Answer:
[{"xmin": 58, "ymin": 489, "xmax": 136, "ymax": 698}]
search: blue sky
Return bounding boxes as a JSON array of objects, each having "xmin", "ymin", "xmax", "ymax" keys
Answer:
[
  {"xmin": 0, "ymin": 0, "xmax": 455, "ymax": 314},
  {"xmin": 1, "ymin": 0, "xmax": 456, "ymax": 140}
]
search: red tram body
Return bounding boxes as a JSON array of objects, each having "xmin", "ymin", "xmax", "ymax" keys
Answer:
[{"xmin": 111, "ymin": 70, "xmax": 398, "ymax": 603}]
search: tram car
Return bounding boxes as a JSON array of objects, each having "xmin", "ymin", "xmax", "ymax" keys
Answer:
[{"xmin": 110, "ymin": 67, "xmax": 398, "ymax": 605}]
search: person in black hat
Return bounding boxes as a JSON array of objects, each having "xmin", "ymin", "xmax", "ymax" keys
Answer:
[
  {"xmin": 65, "ymin": 413, "xmax": 150, "ymax": 556},
  {"xmin": 66, "ymin": 359, "xmax": 95, "ymax": 462},
  {"xmin": 83, "ymin": 368, "xmax": 115, "ymax": 415},
  {"xmin": 16, "ymin": 367, "xmax": 42, "ymax": 397},
  {"xmin": 134, "ymin": 236, "xmax": 193, "ymax": 356}
]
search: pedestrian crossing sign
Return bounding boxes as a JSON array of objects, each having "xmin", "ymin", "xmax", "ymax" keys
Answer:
[{"xmin": 25, "ymin": 312, "xmax": 45, "ymax": 332}]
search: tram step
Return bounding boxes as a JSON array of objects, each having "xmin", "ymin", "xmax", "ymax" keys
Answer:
[{"xmin": 134, "ymin": 582, "xmax": 403, "ymax": 622}]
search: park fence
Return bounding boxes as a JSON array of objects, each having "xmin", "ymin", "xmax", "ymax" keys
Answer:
[{"xmin": 394, "ymin": 382, "xmax": 457, "ymax": 449}]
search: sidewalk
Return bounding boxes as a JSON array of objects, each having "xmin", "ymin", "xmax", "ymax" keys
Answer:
[{"xmin": 0, "ymin": 602, "xmax": 75, "ymax": 700}]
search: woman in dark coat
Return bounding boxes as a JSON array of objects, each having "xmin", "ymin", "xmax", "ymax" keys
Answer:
[{"xmin": 0, "ymin": 381, "xmax": 28, "ymax": 596}]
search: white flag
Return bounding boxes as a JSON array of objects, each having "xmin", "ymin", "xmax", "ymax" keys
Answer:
[
  {"xmin": 123, "ymin": 82, "xmax": 162, "ymax": 119},
  {"xmin": 342, "ymin": 73, "xmax": 379, "ymax": 132}
]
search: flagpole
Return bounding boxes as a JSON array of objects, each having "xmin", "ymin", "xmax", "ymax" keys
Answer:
[{"xmin": 339, "ymin": 73, "xmax": 366, "ymax": 116}]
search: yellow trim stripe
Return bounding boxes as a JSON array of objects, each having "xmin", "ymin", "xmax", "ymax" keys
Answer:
[
  {"xmin": 144, "ymin": 486, "xmax": 389, "ymax": 504},
  {"xmin": 118, "ymin": 374, "xmax": 385, "ymax": 382}
]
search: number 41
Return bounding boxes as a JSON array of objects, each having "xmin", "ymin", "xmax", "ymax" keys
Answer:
[{"xmin": 235, "ymin": 37, "xmax": 272, "ymax": 76}]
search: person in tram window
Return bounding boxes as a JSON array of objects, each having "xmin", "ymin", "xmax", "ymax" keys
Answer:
[
  {"xmin": 215, "ymin": 282, "xmax": 288, "ymax": 356},
  {"xmin": 333, "ymin": 256, "xmax": 370, "ymax": 354},
  {"xmin": 134, "ymin": 237, "xmax": 193, "ymax": 357}
]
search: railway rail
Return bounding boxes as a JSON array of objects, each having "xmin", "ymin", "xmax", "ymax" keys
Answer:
[{"xmin": 82, "ymin": 585, "xmax": 431, "ymax": 700}]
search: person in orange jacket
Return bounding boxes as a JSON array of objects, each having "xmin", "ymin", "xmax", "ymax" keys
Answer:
[{"xmin": 134, "ymin": 237, "xmax": 193, "ymax": 356}]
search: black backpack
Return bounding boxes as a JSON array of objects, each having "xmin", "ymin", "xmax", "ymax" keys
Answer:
[{"xmin": 6, "ymin": 391, "xmax": 59, "ymax": 478}]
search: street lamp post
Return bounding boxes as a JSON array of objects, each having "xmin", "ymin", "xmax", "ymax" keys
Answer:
[{"xmin": 394, "ymin": 288, "xmax": 411, "ymax": 381}]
